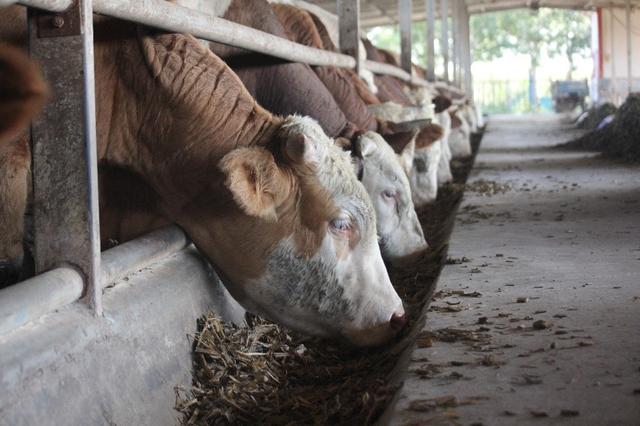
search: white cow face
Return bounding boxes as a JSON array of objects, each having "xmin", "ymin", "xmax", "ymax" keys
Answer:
[
  {"xmin": 449, "ymin": 110, "xmax": 472, "ymax": 159},
  {"xmin": 356, "ymin": 132, "xmax": 428, "ymax": 266},
  {"xmin": 434, "ymin": 112, "xmax": 453, "ymax": 185},
  {"xmin": 409, "ymin": 139, "xmax": 442, "ymax": 207},
  {"xmin": 219, "ymin": 117, "xmax": 405, "ymax": 347}
]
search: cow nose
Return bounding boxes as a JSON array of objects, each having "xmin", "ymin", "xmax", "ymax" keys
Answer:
[{"xmin": 390, "ymin": 312, "xmax": 408, "ymax": 331}]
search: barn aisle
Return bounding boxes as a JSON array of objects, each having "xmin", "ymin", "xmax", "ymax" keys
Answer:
[{"xmin": 389, "ymin": 114, "xmax": 640, "ymax": 425}]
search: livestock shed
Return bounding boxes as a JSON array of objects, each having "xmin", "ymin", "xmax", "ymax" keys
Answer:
[{"xmin": 0, "ymin": 0, "xmax": 638, "ymax": 425}]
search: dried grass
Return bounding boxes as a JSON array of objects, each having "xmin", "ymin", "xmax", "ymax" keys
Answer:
[{"xmin": 174, "ymin": 135, "xmax": 483, "ymax": 425}]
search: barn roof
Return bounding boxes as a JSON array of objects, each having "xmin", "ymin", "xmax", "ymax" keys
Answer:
[{"xmin": 304, "ymin": 0, "xmax": 639, "ymax": 28}]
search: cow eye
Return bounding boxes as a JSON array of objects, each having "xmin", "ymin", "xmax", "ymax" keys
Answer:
[
  {"xmin": 329, "ymin": 217, "xmax": 351, "ymax": 234},
  {"xmin": 382, "ymin": 189, "xmax": 396, "ymax": 201}
]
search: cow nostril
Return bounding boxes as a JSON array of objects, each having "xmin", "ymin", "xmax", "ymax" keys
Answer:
[{"xmin": 390, "ymin": 312, "xmax": 407, "ymax": 331}]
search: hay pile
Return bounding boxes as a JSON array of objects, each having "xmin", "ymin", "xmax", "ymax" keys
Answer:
[
  {"xmin": 175, "ymin": 136, "xmax": 482, "ymax": 425},
  {"xmin": 576, "ymin": 102, "xmax": 617, "ymax": 130},
  {"xmin": 562, "ymin": 93, "xmax": 640, "ymax": 162}
]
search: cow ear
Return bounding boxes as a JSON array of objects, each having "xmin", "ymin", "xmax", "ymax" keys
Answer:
[
  {"xmin": 397, "ymin": 137, "xmax": 415, "ymax": 175},
  {"xmin": 0, "ymin": 43, "xmax": 49, "ymax": 145},
  {"xmin": 219, "ymin": 147, "xmax": 289, "ymax": 222},
  {"xmin": 415, "ymin": 123, "xmax": 444, "ymax": 149},
  {"xmin": 282, "ymin": 132, "xmax": 323, "ymax": 166},
  {"xmin": 383, "ymin": 129, "xmax": 418, "ymax": 155},
  {"xmin": 357, "ymin": 135, "xmax": 377, "ymax": 158}
]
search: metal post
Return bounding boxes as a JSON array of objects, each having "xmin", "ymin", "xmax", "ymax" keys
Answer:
[
  {"xmin": 451, "ymin": 0, "xmax": 459, "ymax": 86},
  {"xmin": 463, "ymin": 2, "xmax": 472, "ymax": 96},
  {"xmin": 626, "ymin": 0, "xmax": 632, "ymax": 96},
  {"xmin": 28, "ymin": 0, "xmax": 102, "ymax": 314},
  {"xmin": 440, "ymin": 0, "xmax": 449, "ymax": 81},
  {"xmin": 425, "ymin": 0, "xmax": 435, "ymax": 80},
  {"xmin": 338, "ymin": 0, "xmax": 361, "ymax": 73},
  {"xmin": 399, "ymin": 0, "xmax": 413, "ymax": 73},
  {"xmin": 610, "ymin": 7, "xmax": 618, "ymax": 103}
]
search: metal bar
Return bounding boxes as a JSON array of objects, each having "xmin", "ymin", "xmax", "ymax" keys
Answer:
[
  {"xmin": 399, "ymin": 0, "xmax": 413, "ymax": 73},
  {"xmin": 338, "ymin": 0, "xmax": 361, "ymax": 73},
  {"xmin": 0, "ymin": 267, "xmax": 83, "ymax": 336},
  {"xmin": 15, "ymin": 0, "xmax": 72, "ymax": 11},
  {"xmin": 18, "ymin": 0, "xmax": 356, "ymax": 68},
  {"xmin": 463, "ymin": 2, "xmax": 472, "ymax": 96},
  {"xmin": 100, "ymin": 225, "xmax": 188, "ymax": 288},
  {"xmin": 626, "ymin": 0, "xmax": 632, "ymax": 95},
  {"xmin": 94, "ymin": 0, "xmax": 356, "ymax": 68},
  {"xmin": 425, "ymin": 0, "xmax": 436, "ymax": 80},
  {"xmin": 18, "ymin": 0, "xmax": 428, "ymax": 83},
  {"xmin": 440, "ymin": 0, "xmax": 449, "ymax": 81},
  {"xmin": 451, "ymin": 0, "xmax": 459, "ymax": 85},
  {"xmin": 364, "ymin": 59, "xmax": 429, "ymax": 86},
  {"xmin": 0, "ymin": 226, "xmax": 189, "ymax": 337},
  {"xmin": 28, "ymin": 0, "xmax": 102, "ymax": 314},
  {"xmin": 611, "ymin": 7, "xmax": 618, "ymax": 103}
]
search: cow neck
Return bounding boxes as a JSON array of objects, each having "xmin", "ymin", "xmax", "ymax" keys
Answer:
[{"xmin": 94, "ymin": 19, "xmax": 281, "ymax": 205}]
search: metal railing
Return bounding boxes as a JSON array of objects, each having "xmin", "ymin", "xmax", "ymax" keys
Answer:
[{"xmin": 1, "ymin": 0, "xmax": 470, "ymax": 336}]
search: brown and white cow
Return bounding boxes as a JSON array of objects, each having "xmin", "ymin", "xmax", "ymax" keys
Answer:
[
  {"xmin": 0, "ymin": 42, "xmax": 48, "ymax": 283},
  {"xmin": 1, "ymin": 9, "xmax": 405, "ymax": 346},
  {"xmin": 209, "ymin": 0, "xmax": 427, "ymax": 264}
]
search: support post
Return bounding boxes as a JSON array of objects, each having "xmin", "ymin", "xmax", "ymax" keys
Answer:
[
  {"xmin": 440, "ymin": 0, "xmax": 449, "ymax": 82},
  {"xmin": 626, "ymin": 0, "xmax": 632, "ymax": 96},
  {"xmin": 463, "ymin": 2, "xmax": 472, "ymax": 96},
  {"xmin": 451, "ymin": 0, "xmax": 459, "ymax": 86},
  {"xmin": 610, "ymin": 7, "xmax": 618, "ymax": 104},
  {"xmin": 399, "ymin": 0, "xmax": 413, "ymax": 73},
  {"xmin": 425, "ymin": 0, "xmax": 436, "ymax": 80},
  {"xmin": 338, "ymin": 0, "xmax": 361, "ymax": 73},
  {"xmin": 28, "ymin": 0, "xmax": 102, "ymax": 313}
]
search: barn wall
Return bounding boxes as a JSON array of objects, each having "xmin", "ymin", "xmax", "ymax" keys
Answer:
[
  {"xmin": 597, "ymin": 7, "xmax": 640, "ymax": 103},
  {"xmin": 0, "ymin": 247, "xmax": 244, "ymax": 426}
]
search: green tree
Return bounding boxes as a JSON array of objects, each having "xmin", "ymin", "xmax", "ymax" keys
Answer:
[
  {"xmin": 367, "ymin": 9, "xmax": 591, "ymax": 112},
  {"xmin": 471, "ymin": 8, "xmax": 591, "ymax": 109}
]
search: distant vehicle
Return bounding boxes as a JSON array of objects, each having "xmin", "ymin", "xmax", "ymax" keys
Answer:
[{"xmin": 551, "ymin": 80, "xmax": 589, "ymax": 112}]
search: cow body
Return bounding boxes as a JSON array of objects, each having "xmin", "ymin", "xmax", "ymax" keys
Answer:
[{"xmin": 0, "ymin": 10, "xmax": 405, "ymax": 346}]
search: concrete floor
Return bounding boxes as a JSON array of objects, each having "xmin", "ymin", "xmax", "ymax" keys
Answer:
[{"xmin": 389, "ymin": 114, "xmax": 640, "ymax": 425}]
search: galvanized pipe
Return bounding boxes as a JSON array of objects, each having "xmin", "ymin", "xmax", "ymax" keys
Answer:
[
  {"xmin": 440, "ymin": 0, "xmax": 449, "ymax": 82},
  {"xmin": 625, "ymin": 0, "xmax": 632, "ymax": 95},
  {"xmin": 28, "ymin": 0, "xmax": 102, "ymax": 314},
  {"xmin": 338, "ymin": 0, "xmax": 361, "ymax": 73},
  {"xmin": 0, "ymin": 226, "xmax": 189, "ymax": 337},
  {"xmin": 16, "ymin": 0, "xmax": 431, "ymax": 86},
  {"xmin": 100, "ymin": 225, "xmax": 189, "ymax": 288},
  {"xmin": 94, "ymin": 0, "xmax": 356, "ymax": 68},
  {"xmin": 0, "ymin": 267, "xmax": 84, "ymax": 336},
  {"xmin": 365, "ymin": 59, "xmax": 429, "ymax": 86},
  {"xmin": 425, "ymin": 0, "xmax": 436, "ymax": 81},
  {"xmin": 399, "ymin": 0, "xmax": 413, "ymax": 73},
  {"xmin": 611, "ymin": 7, "xmax": 618, "ymax": 103}
]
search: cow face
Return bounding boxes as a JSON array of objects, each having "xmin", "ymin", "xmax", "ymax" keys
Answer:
[
  {"xmin": 410, "ymin": 143, "xmax": 441, "ymax": 206},
  {"xmin": 356, "ymin": 132, "xmax": 427, "ymax": 265},
  {"xmin": 448, "ymin": 110, "xmax": 472, "ymax": 159},
  {"xmin": 217, "ymin": 117, "xmax": 405, "ymax": 347}
]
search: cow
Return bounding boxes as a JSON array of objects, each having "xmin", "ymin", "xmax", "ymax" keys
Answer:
[
  {"xmin": 448, "ymin": 107, "xmax": 472, "ymax": 158},
  {"xmin": 362, "ymin": 38, "xmax": 414, "ymax": 106},
  {"xmin": 209, "ymin": 0, "xmax": 427, "ymax": 264},
  {"xmin": 0, "ymin": 9, "xmax": 405, "ymax": 346},
  {"xmin": 355, "ymin": 132, "xmax": 427, "ymax": 264},
  {"xmin": 0, "ymin": 42, "xmax": 48, "ymax": 284}
]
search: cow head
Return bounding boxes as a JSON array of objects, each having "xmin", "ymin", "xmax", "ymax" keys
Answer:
[
  {"xmin": 355, "ymin": 132, "xmax": 427, "ymax": 265},
  {"xmin": 215, "ymin": 116, "xmax": 405, "ymax": 346},
  {"xmin": 136, "ymin": 33, "xmax": 404, "ymax": 346},
  {"xmin": 409, "ymin": 124, "xmax": 444, "ymax": 206},
  {"xmin": 448, "ymin": 110, "xmax": 472, "ymax": 158}
]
